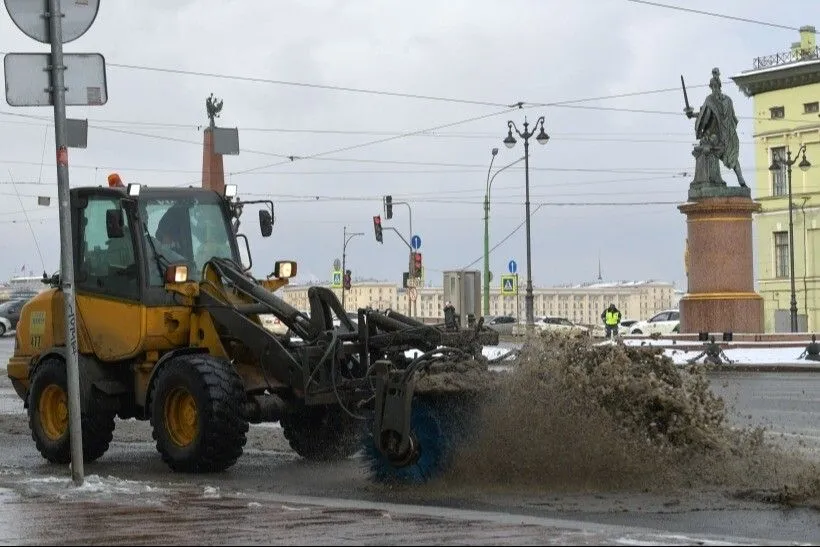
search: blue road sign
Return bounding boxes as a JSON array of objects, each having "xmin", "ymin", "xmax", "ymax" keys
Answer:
[
  {"xmin": 508, "ymin": 260, "xmax": 517, "ymax": 274},
  {"xmin": 411, "ymin": 234, "xmax": 422, "ymax": 250}
]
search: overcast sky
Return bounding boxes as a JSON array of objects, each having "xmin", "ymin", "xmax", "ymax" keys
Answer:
[{"xmin": 0, "ymin": 0, "xmax": 818, "ymax": 289}]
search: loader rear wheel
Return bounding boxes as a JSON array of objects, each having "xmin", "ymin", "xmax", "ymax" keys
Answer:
[
  {"xmin": 281, "ymin": 405, "xmax": 365, "ymax": 462},
  {"xmin": 150, "ymin": 354, "xmax": 248, "ymax": 473},
  {"xmin": 27, "ymin": 357, "xmax": 116, "ymax": 464}
]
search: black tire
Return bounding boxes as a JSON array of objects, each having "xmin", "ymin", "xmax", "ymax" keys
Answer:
[
  {"xmin": 149, "ymin": 353, "xmax": 248, "ymax": 473},
  {"xmin": 0, "ymin": 323, "xmax": 6, "ymax": 337},
  {"xmin": 632, "ymin": 329, "xmax": 643, "ymax": 335},
  {"xmin": 27, "ymin": 357, "xmax": 115, "ymax": 464},
  {"xmin": 281, "ymin": 404, "xmax": 365, "ymax": 462}
]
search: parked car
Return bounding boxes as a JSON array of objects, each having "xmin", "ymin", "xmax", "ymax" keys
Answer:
[
  {"xmin": 628, "ymin": 309, "xmax": 680, "ymax": 335},
  {"xmin": 484, "ymin": 315, "xmax": 517, "ymax": 334},
  {"xmin": 618, "ymin": 319, "xmax": 638, "ymax": 334},
  {"xmin": 258, "ymin": 314, "xmax": 289, "ymax": 336},
  {"xmin": 533, "ymin": 316, "xmax": 590, "ymax": 336},
  {"xmin": 0, "ymin": 298, "xmax": 27, "ymax": 336}
]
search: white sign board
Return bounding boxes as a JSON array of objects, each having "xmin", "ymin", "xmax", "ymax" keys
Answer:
[
  {"xmin": 4, "ymin": 52, "xmax": 107, "ymax": 106},
  {"xmin": 4, "ymin": 0, "xmax": 100, "ymax": 43}
]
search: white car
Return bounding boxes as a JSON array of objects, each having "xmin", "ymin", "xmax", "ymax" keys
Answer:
[
  {"xmin": 258, "ymin": 314, "xmax": 289, "ymax": 336},
  {"xmin": 533, "ymin": 316, "xmax": 590, "ymax": 336},
  {"xmin": 628, "ymin": 309, "xmax": 680, "ymax": 336}
]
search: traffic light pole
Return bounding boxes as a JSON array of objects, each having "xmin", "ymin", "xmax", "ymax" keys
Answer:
[{"xmin": 341, "ymin": 226, "xmax": 363, "ymax": 310}]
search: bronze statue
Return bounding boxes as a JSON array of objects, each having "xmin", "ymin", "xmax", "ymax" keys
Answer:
[
  {"xmin": 206, "ymin": 93, "xmax": 223, "ymax": 128},
  {"xmin": 682, "ymin": 68, "xmax": 747, "ymax": 188}
]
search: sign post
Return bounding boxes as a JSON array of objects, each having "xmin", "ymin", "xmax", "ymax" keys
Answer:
[{"xmin": 3, "ymin": 0, "xmax": 104, "ymax": 487}]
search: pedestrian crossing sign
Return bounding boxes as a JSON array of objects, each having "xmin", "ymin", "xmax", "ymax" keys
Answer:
[
  {"xmin": 501, "ymin": 274, "xmax": 517, "ymax": 295},
  {"xmin": 332, "ymin": 270, "xmax": 342, "ymax": 288}
]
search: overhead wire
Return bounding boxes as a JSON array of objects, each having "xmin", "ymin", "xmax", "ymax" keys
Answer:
[{"xmin": 624, "ymin": 0, "xmax": 811, "ymax": 32}]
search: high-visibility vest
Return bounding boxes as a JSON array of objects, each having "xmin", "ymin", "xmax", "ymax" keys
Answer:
[{"xmin": 605, "ymin": 310, "xmax": 620, "ymax": 326}]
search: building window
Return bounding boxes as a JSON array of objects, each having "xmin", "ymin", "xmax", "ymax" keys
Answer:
[
  {"xmin": 774, "ymin": 231, "xmax": 790, "ymax": 279},
  {"xmin": 770, "ymin": 106, "xmax": 785, "ymax": 119},
  {"xmin": 771, "ymin": 146, "xmax": 787, "ymax": 197},
  {"xmin": 804, "ymin": 102, "xmax": 819, "ymax": 114}
]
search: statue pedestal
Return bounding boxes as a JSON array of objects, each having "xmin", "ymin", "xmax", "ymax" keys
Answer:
[{"xmin": 678, "ymin": 196, "xmax": 763, "ymax": 333}]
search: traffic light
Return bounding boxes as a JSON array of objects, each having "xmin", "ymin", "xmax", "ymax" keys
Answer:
[
  {"xmin": 384, "ymin": 195, "xmax": 393, "ymax": 219},
  {"xmin": 343, "ymin": 269, "xmax": 352, "ymax": 290},
  {"xmin": 373, "ymin": 215, "xmax": 383, "ymax": 243},
  {"xmin": 413, "ymin": 252, "xmax": 422, "ymax": 278}
]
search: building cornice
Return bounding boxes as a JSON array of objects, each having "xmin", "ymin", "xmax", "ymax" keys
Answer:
[{"xmin": 732, "ymin": 59, "xmax": 820, "ymax": 97}]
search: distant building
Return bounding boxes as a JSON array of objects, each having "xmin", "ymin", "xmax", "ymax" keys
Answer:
[
  {"xmin": 5, "ymin": 276, "xmax": 48, "ymax": 301},
  {"xmin": 277, "ymin": 279, "xmax": 675, "ymax": 326},
  {"xmin": 732, "ymin": 25, "xmax": 820, "ymax": 332}
]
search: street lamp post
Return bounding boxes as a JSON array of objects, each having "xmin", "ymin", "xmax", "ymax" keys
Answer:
[
  {"xmin": 341, "ymin": 226, "xmax": 364, "ymax": 310},
  {"xmin": 502, "ymin": 116, "xmax": 549, "ymax": 326},
  {"xmin": 483, "ymin": 148, "xmax": 498, "ymax": 316},
  {"xmin": 769, "ymin": 144, "xmax": 811, "ymax": 332},
  {"xmin": 483, "ymin": 154, "xmax": 525, "ymax": 316}
]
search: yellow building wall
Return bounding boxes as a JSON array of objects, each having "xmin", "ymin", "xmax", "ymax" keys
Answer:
[{"xmin": 751, "ymin": 82, "xmax": 820, "ymax": 332}]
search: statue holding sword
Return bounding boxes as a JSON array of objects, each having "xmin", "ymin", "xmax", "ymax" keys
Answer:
[{"xmin": 682, "ymin": 68, "xmax": 747, "ymax": 188}]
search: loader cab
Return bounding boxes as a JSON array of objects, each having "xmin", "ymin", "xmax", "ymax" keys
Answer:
[{"xmin": 72, "ymin": 185, "xmax": 255, "ymax": 306}]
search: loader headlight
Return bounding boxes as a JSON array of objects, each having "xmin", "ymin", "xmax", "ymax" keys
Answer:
[
  {"xmin": 164, "ymin": 264, "xmax": 189, "ymax": 283},
  {"xmin": 224, "ymin": 184, "xmax": 237, "ymax": 198},
  {"xmin": 273, "ymin": 260, "xmax": 297, "ymax": 279}
]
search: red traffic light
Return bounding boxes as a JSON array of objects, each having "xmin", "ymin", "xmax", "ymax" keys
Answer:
[
  {"xmin": 373, "ymin": 215, "xmax": 383, "ymax": 243},
  {"xmin": 412, "ymin": 252, "xmax": 422, "ymax": 277}
]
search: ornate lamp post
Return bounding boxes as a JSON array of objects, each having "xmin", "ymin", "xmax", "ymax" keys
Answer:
[
  {"xmin": 502, "ymin": 116, "xmax": 549, "ymax": 326},
  {"xmin": 769, "ymin": 144, "xmax": 811, "ymax": 332}
]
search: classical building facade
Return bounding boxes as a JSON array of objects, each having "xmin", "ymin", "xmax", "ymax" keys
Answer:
[
  {"xmin": 277, "ymin": 280, "xmax": 676, "ymax": 327},
  {"xmin": 732, "ymin": 25, "xmax": 820, "ymax": 332}
]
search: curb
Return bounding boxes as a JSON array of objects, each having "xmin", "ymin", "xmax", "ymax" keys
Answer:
[{"xmin": 706, "ymin": 363, "xmax": 820, "ymax": 373}]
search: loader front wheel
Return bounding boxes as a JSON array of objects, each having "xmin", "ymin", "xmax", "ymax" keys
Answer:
[
  {"xmin": 281, "ymin": 405, "xmax": 365, "ymax": 462},
  {"xmin": 150, "ymin": 354, "xmax": 248, "ymax": 473},
  {"xmin": 28, "ymin": 357, "xmax": 116, "ymax": 464}
]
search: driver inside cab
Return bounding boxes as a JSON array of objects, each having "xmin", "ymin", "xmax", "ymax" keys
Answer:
[{"xmin": 153, "ymin": 206, "xmax": 190, "ymax": 266}]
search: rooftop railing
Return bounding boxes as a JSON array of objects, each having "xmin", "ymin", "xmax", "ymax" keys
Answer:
[{"xmin": 753, "ymin": 46, "xmax": 820, "ymax": 70}]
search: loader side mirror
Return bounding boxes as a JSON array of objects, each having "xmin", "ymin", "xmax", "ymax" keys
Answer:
[
  {"xmin": 259, "ymin": 210, "xmax": 273, "ymax": 238},
  {"xmin": 272, "ymin": 260, "xmax": 297, "ymax": 279},
  {"xmin": 106, "ymin": 209, "xmax": 125, "ymax": 238}
]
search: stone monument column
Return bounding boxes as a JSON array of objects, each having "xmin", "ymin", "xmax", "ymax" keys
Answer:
[
  {"xmin": 678, "ymin": 68, "xmax": 763, "ymax": 333},
  {"xmin": 202, "ymin": 93, "xmax": 225, "ymax": 195}
]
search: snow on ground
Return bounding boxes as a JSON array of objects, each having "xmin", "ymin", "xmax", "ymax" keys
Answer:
[{"xmin": 407, "ymin": 341, "xmax": 819, "ymax": 366}]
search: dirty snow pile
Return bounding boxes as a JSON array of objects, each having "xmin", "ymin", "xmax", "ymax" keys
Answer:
[{"xmin": 443, "ymin": 332, "xmax": 820, "ymax": 507}]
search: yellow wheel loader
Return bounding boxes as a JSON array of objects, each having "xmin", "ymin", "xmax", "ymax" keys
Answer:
[{"xmin": 8, "ymin": 180, "xmax": 498, "ymax": 481}]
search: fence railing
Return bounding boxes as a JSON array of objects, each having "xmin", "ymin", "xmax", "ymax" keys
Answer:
[{"xmin": 753, "ymin": 46, "xmax": 820, "ymax": 70}]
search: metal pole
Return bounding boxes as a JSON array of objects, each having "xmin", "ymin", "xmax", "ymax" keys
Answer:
[
  {"xmin": 516, "ymin": 273, "xmax": 520, "ymax": 322},
  {"xmin": 341, "ymin": 229, "xmax": 364, "ymax": 313},
  {"xmin": 524, "ymin": 138, "xmax": 534, "ymax": 326},
  {"xmin": 49, "ymin": 0, "xmax": 84, "ymax": 485},
  {"xmin": 483, "ymin": 156, "xmax": 524, "ymax": 318},
  {"xmin": 787, "ymin": 155, "xmax": 799, "ymax": 332},
  {"xmin": 483, "ymin": 151, "xmax": 497, "ymax": 316},
  {"xmin": 341, "ymin": 226, "xmax": 347, "ymax": 310}
]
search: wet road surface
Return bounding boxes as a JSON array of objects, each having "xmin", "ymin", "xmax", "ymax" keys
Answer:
[{"xmin": 0, "ymin": 337, "xmax": 817, "ymax": 544}]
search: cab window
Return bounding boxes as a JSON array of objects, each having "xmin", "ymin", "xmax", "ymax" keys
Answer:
[
  {"xmin": 140, "ymin": 197, "xmax": 234, "ymax": 286},
  {"xmin": 77, "ymin": 196, "xmax": 139, "ymax": 299}
]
